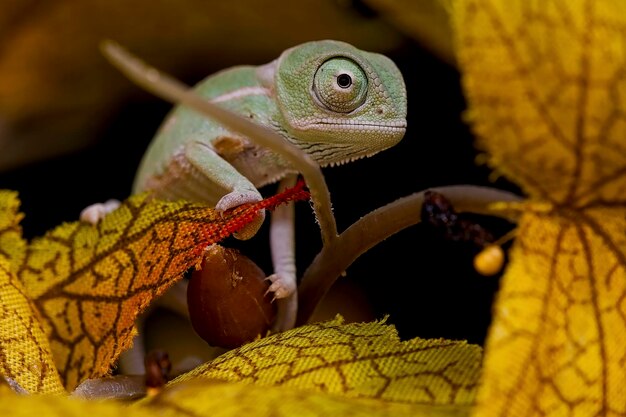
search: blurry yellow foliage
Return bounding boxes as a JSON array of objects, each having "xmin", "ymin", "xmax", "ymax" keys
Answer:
[
  {"xmin": 0, "ymin": 383, "xmax": 157, "ymax": 417},
  {"xmin": 142, "ymin": 379, "xmax": 470, "ymax": 417},
  {"xmin": 0, "ymin": 376, "xmax": 468, "ymax": 417},
  {"xmin": 455, "ymin": 0, "xmax": 626, "ymax": 416}
]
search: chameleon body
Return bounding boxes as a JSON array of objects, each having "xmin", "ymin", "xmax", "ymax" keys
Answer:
[
  {"xmin": 133, "ymin": 40, "xmax": 407, "ymax": 331},
  {"xmin": 134, "ymin": 40, "xmax": 406, "ymax": 209}
]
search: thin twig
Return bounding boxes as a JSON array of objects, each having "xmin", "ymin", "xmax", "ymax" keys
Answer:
[
  {"xmin": 100, "ymin": 40, "xmax": 338, "ymax": 244},
  {"xmin": 296, "ymin": 185, "xmax": 523, "ymax": 325}
]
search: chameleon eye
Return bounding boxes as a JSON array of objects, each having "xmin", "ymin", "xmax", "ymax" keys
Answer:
[
  {"xmin": 313, "ymin": 57, "xmax": 367, "ymax": 113},
  {"xmin": 336, "ymin": 73, "xmax": 352, "ymax": 88}
]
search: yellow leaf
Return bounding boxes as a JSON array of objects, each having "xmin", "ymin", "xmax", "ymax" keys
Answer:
[
  {"xmin": 13, "ymin": 184, "xmax": 308, "ymax": 391},
  {"xmin": 141, "ymin": 379, "xmax": 471, "ymax": 417},
  {"xmin": 475, "ymin": 208, "xmax": 626, "ymax": 416},
  {"xmin": 454, "ymin": 1, "xmax": 626, "ymax": 416},
  {"xmin": 455, "ymin": 0, "xmax": 626, "ymax": 205},
  {"xmin": 174, "ymin": 317, "xmax": 482, "ymax": 405},
  {"xmin": 0, "ymin": 257, "xmax": 64, "ymax": 394},
  {"xmin": 0, "ymin": 190, "xmax": 26, "ymax": 268}
]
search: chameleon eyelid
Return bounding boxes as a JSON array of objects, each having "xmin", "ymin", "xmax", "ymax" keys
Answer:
[{"xmin": 310, "ymin": 56, "xmax": 368, "ymax": 113}]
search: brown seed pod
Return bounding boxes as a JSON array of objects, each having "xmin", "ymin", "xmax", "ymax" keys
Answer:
[{"xmin": 187, "ymin": 245, "xmax": 276, "ymax": 349}]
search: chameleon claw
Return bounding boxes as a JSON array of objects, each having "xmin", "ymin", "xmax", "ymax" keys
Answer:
[
  {"xmin": 216, "ymin": 189, "xmax": 265, "ymax": 240},
  {"xmin": 215, "ymin": 189, "xmax": 262, "ymax": 212},
  {"xmin": 264, "ymin": 273, "xmax": 296, "ymax": 300},
  {"xmin": 80, "ymin": 199, "xmax": 121, "ymax": 224}
]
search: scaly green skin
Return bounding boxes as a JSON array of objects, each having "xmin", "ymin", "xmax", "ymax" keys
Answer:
[
  {"xmin": 133, "ymin": 40, "xmax": 407, "ymax": 205},
  {"xmin": 131, "ymin": 40, "xmax": 407, "ymax": 332},
  {"xmin": 133, "ymin": 65, "xmax": 287, "ymax": 198}
]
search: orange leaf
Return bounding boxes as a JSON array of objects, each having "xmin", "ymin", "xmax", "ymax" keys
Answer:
[{"xmin": 15, "ymin": 182, "xmax": 308, "ymax": 390}]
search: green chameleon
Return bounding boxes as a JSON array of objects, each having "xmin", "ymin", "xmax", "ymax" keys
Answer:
[{"xmin": 82, "ymin": 40, "xmax": 407, "ymax": 332}]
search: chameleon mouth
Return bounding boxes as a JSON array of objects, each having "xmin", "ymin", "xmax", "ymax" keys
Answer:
[
  {"xmin": 320, "ymin": 150, "xmax": 385, "ymax": 167},
  {"xmin": 305, "ymin": 120, "xmax": 407, "ymax": 132},
  {"xmin": 294, "ymin": 119, "xmax": 407, "ymax": 167}
]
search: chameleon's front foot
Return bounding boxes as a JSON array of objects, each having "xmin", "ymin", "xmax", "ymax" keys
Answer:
[
  {"xmin": 80, "ymin": 200, "xmax": 121, "ymax": 224},
  {"xmin": 216, "ymin": 188, "xmax": 265, "ymax": 240}
]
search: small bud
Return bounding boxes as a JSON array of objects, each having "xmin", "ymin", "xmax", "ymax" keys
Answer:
[
  {"xmin": 474, "ymin": 245, "xmax": 505, "ymax": 276},
  {"xmin": 187, "ymin": 245, "xmax": 276, "ymax": 349}
]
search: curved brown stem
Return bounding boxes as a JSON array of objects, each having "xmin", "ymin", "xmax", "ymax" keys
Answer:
[
  {"xmin": 100, "ymin": 40, "xmax": 338, "ymax": 245},
  {"xmin": 296, "ymin": 185, "xmax": 523, "ymax": 326}
]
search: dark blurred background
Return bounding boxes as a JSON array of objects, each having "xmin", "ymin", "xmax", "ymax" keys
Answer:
[{"xmin": 0, "ymin": 0, "xmax": 520, "ymax": 347}]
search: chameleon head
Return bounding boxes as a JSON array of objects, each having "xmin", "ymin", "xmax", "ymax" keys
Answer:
[{"xmin": 270, "ymin": 40, "xmax": 407, "ymax": 167}]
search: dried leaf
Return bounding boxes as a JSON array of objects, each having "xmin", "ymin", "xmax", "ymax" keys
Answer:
[
  {"xmin": 0, "ymin": 257, "xmax": 64, "ymax": 394},
  {"xmin": 14, "ymin": 182, "xmax": 308, "ymax": 391},
  {"xmin": 174, "ymin": 317, "xmax": 482, "ymax": 405}
]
